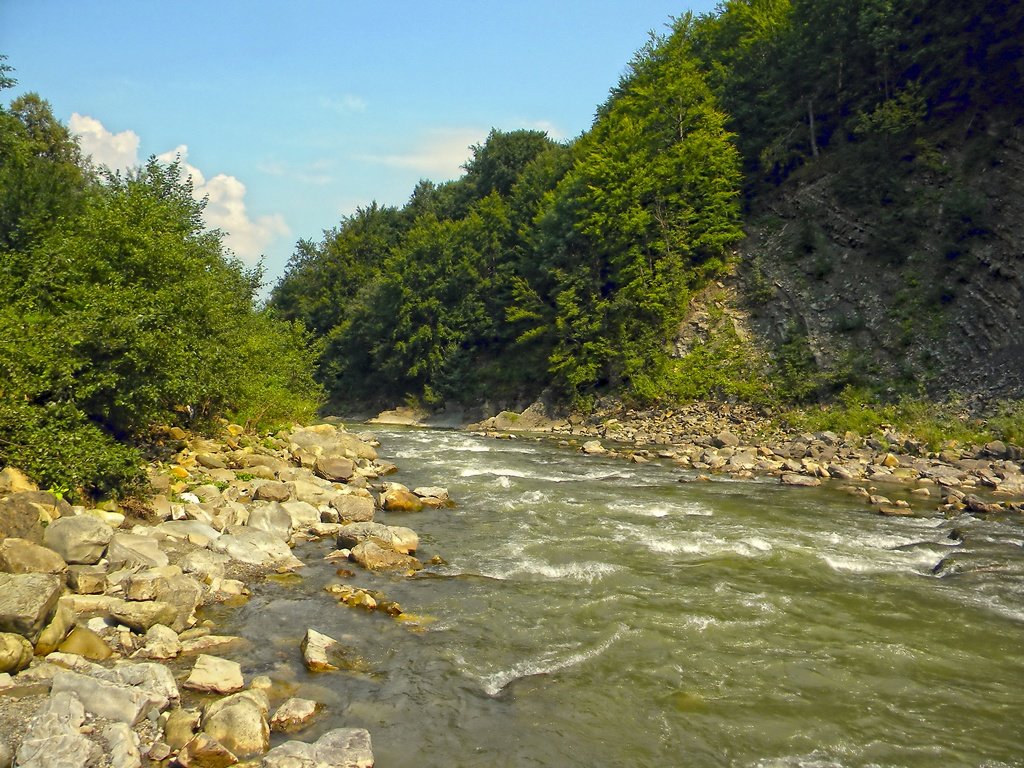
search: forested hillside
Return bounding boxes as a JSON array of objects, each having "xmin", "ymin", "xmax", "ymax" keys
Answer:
[
  {"xmin": 0, "ymin": 61, "xmax": 323, "ymax": 499},
  {"xmin": 272, "ymin": 0, "xmax": 1022, "ymax": 415}
]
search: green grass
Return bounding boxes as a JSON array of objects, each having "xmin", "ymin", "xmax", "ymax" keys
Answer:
[{"xmin": 780, "ymin": 387, "xmax": 1021, "ymax": 451}]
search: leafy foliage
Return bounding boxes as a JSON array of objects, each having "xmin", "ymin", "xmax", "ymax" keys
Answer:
[{"xmin": 0, "ymin": 83, "xmax": 322, "ymax": 499}]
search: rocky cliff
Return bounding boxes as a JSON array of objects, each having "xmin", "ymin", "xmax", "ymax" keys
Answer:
[{"xmin": 730, "ymin": 115, "xmax": 1024, "ymax": 402}]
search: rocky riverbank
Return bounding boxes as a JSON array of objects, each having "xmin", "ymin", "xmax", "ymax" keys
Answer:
[
  {"xmin": 463, "ymin": 400, "xmax": 1024, "ymax": 517},
  {"xmin": 0, "ymin": 422, "xmax": 447, "ymax": 768}
]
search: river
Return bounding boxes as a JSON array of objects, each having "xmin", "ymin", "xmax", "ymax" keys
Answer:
[{"xmin": 214, "ymin": 426, "xmax": 1024, "ymax": 767}]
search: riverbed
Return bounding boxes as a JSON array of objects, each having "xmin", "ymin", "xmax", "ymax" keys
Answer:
[{"xmin": 217, "ymin": 426, "xmax": 1024, "ymax": 767}]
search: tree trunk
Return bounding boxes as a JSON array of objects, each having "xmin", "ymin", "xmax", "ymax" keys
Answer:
[{"xmin": 807, "ymin": 99, "xmax": 819, "ymax": 159}]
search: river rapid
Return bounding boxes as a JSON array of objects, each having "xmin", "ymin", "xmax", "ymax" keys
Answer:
[{"xmin": 216, "ymin": 426, "xmax": 1024, "ymax": 767}]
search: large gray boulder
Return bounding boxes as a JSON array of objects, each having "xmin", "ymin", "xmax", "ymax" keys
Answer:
[
  {"xmin": 246, "ymin": 502, "xmax": 293, "ymax": 541},
  {"xmin": 106, "ymin": 533, "xmax": 169, "ymax": 569},
  {"xmin": 314, "ymin": 455, "xmax": 355, "ymax": 482},
  {"xmin": 0, "ymin": 491, "xmax": 69, "ymax": 543},
  {"xmin": 184, "ymin": 654, "xmax": 244, "ymax": 694},
  {"xmin": 0, "ymin": 537, "xmax": 68, "ymax": 576},
  {"xmin": 43, "ymin": 515, "xmax": 113, "ymax": 564},
  {"xmin": 330, "ymin": 496, "xmax": 375, "ymax": 523},
  {"xmin": 49, "ymin": 659, "xmax": 178, "ymax": 725},
  {"xmin": 262, "ymin": 728, "xmax": 374, "ymax": 768},
  {"xmin": 15, "ymin": 691, "xmax": 103, "ymax": 768},
  {"xmin": 336, "ymin": 522, "xmax": 418, "ymax": 554},
  {"xmin": 350, "ymin": 541, "xmax": 422, "ymax": 572},
  {"xmin": 0, "ymin": 572, "xmax": 62, "ymax": 643},
  {"xmin": 213, "ymin": 529, "xmax": 303, "ymax": 569}
]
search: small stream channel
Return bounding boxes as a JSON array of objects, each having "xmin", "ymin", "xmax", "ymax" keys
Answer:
[{"xmin": 212, "ymin": 426, "xmax": 1024, "ymax": 767}]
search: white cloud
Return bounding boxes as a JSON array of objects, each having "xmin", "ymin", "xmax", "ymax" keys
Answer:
[
  {"xmin": 257, "ymin": 157, "xmax": 334, "ymax": 186},
  {"xmin": 69, "ymin": 113, "xmax": 140, "ymax": 173},
  {"xmin": 157, "ymin": 144, "xmax": 289, "ymax": 266},
  {"xmin": 358, "ymin": 128, "xmax": 487, "ymax": 179}
]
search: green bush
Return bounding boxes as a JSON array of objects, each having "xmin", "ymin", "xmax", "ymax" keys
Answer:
[{"xmin": 0, "ymin": 94, "xmax": 323, "ymax": 498}]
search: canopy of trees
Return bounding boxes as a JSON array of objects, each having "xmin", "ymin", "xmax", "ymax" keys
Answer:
[{"xmin": 272, "ymin": 0, "xmax": 1021, "ymax": 411}]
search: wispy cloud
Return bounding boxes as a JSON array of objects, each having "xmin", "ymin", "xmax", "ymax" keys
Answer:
[
  {"xmin": 319, "ymin": 94, "xmax": 367, "ymax": 114},
  {"xmin": 69, "ymin": 113, "xmax": 140, "ymax": 173},
  {"xmin": 257, "ymin": 157, "xmax": 334, "ymax": 186},
  {"xmin": 357, "ymin": 128, "xmax": 487, "ymax": 179}
]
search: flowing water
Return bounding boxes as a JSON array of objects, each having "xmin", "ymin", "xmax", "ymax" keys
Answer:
[{"xmin": 215, "ymin": 427, "xmax": 1024, "ymax": 767}]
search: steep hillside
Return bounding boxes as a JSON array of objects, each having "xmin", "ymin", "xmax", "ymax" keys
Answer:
[{"xmin": 737, "ymin": 114, "xmax": 1024, "ymax": 402}]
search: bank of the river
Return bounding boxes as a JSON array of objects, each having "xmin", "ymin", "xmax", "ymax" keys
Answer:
[
  {"xmin": 0, "ymin": 421, "xmax": 448, "ymax": 768},
  {"xmin": 375, "ymin": 400, "xmax": 1024, "ymax": 520}
]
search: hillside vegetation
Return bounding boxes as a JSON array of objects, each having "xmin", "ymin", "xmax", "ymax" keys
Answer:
[
  {"xmin": 271, "ymin": 0, "xmax": 1022, "ymax": 416},
  {"xmin": 0, "ymin": 63, "xmax": 323, "ymax": 499}
]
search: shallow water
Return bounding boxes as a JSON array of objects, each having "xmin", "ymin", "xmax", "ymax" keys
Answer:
[{"xmin": 218, "ymin": 427, "xmax": 1024, "ymax": 767}]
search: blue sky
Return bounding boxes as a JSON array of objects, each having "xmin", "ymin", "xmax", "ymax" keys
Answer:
[{"xmin": 1, "ymin": 1, "xmax": 718, "ymax": 286}]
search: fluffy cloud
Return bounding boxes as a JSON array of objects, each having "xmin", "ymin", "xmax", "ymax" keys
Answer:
[
  {"xmin": 357, "ymin": 128, "xmax": 487, "ymax": 179},
  {"xmin": 66, "ymin": 113, "xmax": 288, "ymax": 267},
  {"xmin": 69, "ymin": 113, "xmax": 140, "ymax": 173},
  {"xmin": 157, "ymin": 145, "xmax": 289, "ymax": 266}
]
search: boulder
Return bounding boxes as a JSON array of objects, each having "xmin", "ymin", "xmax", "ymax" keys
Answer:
[
  {"xmin": 133, "ymin": 623, "xmax": 182, "ymax": 660},
  {"xmin": 330, "ymin": 496, "xmax": 375, "ymax": 523},
  {"xmin": 780, "ymin": 473, "xmax": 821, "ymax": 487},
  {"xmin": 66, "ymin": 564, "xmax": 107, "ymax": 594},
  {"xmin": 0, "ymin": 466, "xmax": 37, "ymax": 494},
  {"xmin": 581, "ymin": 440, "xmax": 606, "ymax": 455},
  {"xmin": 34, "ymin": 602, "xmax": 75, "ymax": 655},
  {"xmin": 50, "ymin": 665, "xmax": 173, "ymax": 725},
  {"xmin": 0, "ymin": 537, "xmax": 68, "ymax": 576},
  {"xmin": 15, "ymin": 691, "xmax": 103, "ymax": 768},
  {"xmin": 270, "ymin": 697, "xmax": 320, "ymax": 732},
  {"xmin": 314, "ymin": 455, "xmax": 355, "ymax": 483},
  {"xmin": 287, "ymin": 480, "xmax": 336, "ymax": 506},
  {"xmin": 714, "ymin": 431, "xmax": 741, "ymax": 448},
  {"xmin": 124, "ymin": 568, "xmax": 202, "ymax": 632},
  {"xmin": 196, "ymin": 453, "xmax": 228, "ymax": 470},
  {"xmin": 202, "ymin": 690, "xmax": 270, "ymax": 758},
  {"xmin": 350, "ymin": 541, "xmax": 422, "ymax": 572},
  {"xmin": 0, "ymin": 632, "xmax": 33, "ymax": 674},
  {"xmin": 58, "ymin": 625, "xmax": 113, "ymax": 660},
  {"xmin": 213, "ymin": 529, "xmax": 303, "ymax": 570},
  {"xmin": 301, "ymin": 629, "xmax": 339, "ymax": 672},
  {"xmin": 184, "ymin": 654, "xmax": 244, "ymax": 694},
  {"xmin": 43, "ymin": 514, "xmax": 113, "ymax": 564},
  {"xmin": 164, "ymin": 707, "xmax": 201, "ymax": 750},
  {"xmin": 246, "ymin": 502, "xmax": 293, "ymax": 541},
  {"xmin": 103, "ymin": 722, "xmax": 142, "ymax": 768},
  {"xmin": 413, "ymin": 486, "xmax": 448, "ymax": 501},
  {"xmin": 282, "ymin": 500, "xmax": 322, "ymax": 530},
  {"xmin": 106, "ymin": 532, "xmax": 170, "ymax": 569},
  {"xmin": 262, "ymin": 728, "xmax": 373, "ymax": 768},
  {"xmin": 109, "ymin": 598, "xmax": 179, "ymax": 633},
  {"xmin": 180, "ymin": 549, "xmax": 231, "ymax": 583},
  {"xmin": 380, "ymin": 489, "xmax": 423, "ymax": 512},
  {"xmin": 253, "ymin": 481, "xmax": 291, "ymax": 503},
  {"xmin": 0, "ymin": 572, "xmax": 63, "ymax": 643},
  {"xmin": 0, "ymin": 491, "xmax": 70, "ymax": 543},
  {"xmin": 176, "ymin": 733, "xmax": 238, "ymax": 768},
  {"xmin": 336, "ymin": 522, "xmax": 418, "ymax": 554}
]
